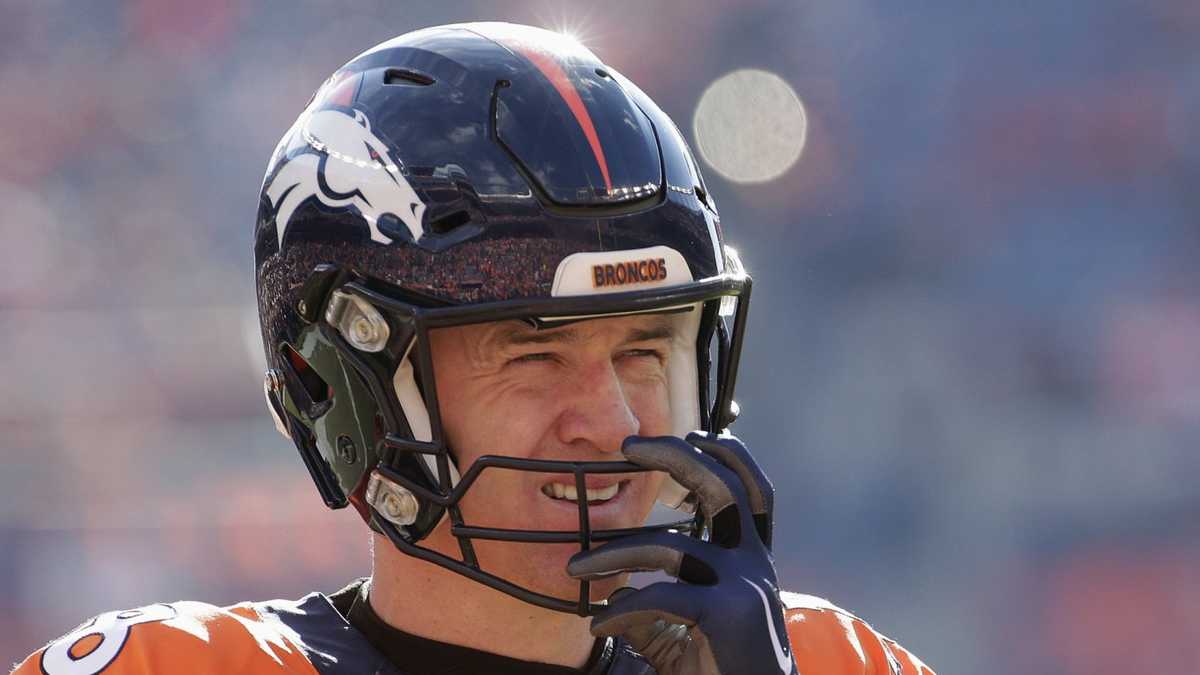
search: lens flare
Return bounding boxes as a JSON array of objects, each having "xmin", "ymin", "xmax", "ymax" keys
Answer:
[{"xmin": 693, "ymin": 69, "xmax": 808, "ymax": 184}]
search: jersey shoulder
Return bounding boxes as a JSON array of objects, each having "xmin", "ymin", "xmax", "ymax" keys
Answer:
[
  {"xmin": 10, "ymin": 592, "xmax": 390, "ymax": 675},
  {"xmin": 781, "ymin": 592, "xmax": 935, "ymax": 675}
]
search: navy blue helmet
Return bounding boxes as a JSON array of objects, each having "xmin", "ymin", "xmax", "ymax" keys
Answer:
[{"xmin": 254, "ymin": 22, "xmax": 750, "ymax": 615}]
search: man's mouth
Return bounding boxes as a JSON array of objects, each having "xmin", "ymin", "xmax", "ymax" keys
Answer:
[{"xmin": 540, "ymin": 480, "xmax": 628, "ymax": 504}]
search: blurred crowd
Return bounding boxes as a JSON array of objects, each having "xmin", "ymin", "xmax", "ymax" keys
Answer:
[{"xmin": 3, "ymin": 1, "xmax": 1199, "ymax": 673}]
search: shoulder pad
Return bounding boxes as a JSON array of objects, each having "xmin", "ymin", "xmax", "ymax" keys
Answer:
[
  {"xmin": 780, "ymin": 592, "xmax": 935, "ymax": 675},
  {"xmin": 12, "ymin": 600, "xmax": 321, "ymax": 675}
]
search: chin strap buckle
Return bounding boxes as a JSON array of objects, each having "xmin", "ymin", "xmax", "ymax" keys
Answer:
[{"xmin": 365, "ymin": 469, "xmax": 420, "ymax": 526}]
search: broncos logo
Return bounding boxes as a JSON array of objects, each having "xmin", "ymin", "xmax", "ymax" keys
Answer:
[{"xmin": 266, "ymin": 108, "xmax": 426, "ymax": 247}]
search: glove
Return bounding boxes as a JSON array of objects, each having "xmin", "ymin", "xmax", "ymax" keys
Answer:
[{"xmin": 567, "ymin": 432, "xmax": 796, "ymax": 675}]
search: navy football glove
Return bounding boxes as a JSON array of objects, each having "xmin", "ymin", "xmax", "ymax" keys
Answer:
[{"xmin": 567, "ymin": 432, "xmax": 796, "ymax": 675}]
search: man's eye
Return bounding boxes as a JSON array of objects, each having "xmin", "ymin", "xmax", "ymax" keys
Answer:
[
  {"xmin": 621, "ymin": 348, "xmax": 665, "ymax": 362},
  {"xmin": 509, "ymin": 352, "xmax": 555, "ymax": 365}
]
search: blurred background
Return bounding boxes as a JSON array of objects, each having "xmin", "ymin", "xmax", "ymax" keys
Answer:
[{"xmin": 3, "ymin": 1, "xmax": 1199, "ymax": 672}]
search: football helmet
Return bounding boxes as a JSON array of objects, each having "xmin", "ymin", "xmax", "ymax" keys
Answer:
[{"xmin": 254, "ymin": 22, "xmax": 750, "ymax": 615}]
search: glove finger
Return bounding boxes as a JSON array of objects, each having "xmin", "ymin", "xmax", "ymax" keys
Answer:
[
  {"xmin": 685, "ymin": 431, "xmax": 775, "ymax": 547},
  {"xmin": 622, "ymin": 436, "xmax": 742, "ymax": 524},
  {"xmin": 590, "ymin": 581, "xmax": 701, "ymax": 639},
  {"xmin": 685, "ymin": 431, "xmax": 772, "ymax": 516},
  {"xmin": 599, "ymin": 587, "xmax": 694, "ymax": 664},
  {"xmin": 567, "ymin": 531, "xmax": 717, "ymax": 584}
]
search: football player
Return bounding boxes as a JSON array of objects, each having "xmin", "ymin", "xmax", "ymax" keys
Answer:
[{"xmin": 13, "ymin": 22, "xmax": 933, "ymax": 675}]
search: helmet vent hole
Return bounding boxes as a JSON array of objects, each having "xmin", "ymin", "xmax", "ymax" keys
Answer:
[
  {"xmin": 384, "ymin": 69, "xmax": 435, "ymax": 86},
  {"xmin": 428, "ymin": 209, "xmax": 472, "ymax": 235},
  {"xmin": 594, "ymin": 67, "xmax": 610, "ymax": 79},
  {"xmin": 281, "ymin": 344, "xmax": 333, "ymax": 414}
]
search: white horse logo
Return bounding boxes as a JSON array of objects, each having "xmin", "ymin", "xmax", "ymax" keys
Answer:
[{"xmin": 266, "ymin": 109, "xmax": 426, "ymax": 247}]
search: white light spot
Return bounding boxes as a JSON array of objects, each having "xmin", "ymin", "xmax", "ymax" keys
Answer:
[{"xmin": 692, "ymin": 69, "xmax": 808, "ymax": 184}]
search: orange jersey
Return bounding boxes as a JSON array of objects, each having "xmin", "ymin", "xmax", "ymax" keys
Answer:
[
  {"xmin": 12, "ymin": 589, "xmax": 933, "ymax": 675},
  {"xmin": 9, "ymin": 598, "xmax": 334, "ymax": 675},
  {"xmin": 782, "ymin": 593, "xmax": 935, "ymax": 675}
]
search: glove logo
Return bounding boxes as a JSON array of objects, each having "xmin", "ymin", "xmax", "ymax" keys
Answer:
[
  {"xmin": 743, "ymin": 577, "xmax": 795, "ymax": 674},
  {"xmin": 266, "ymin": 108, "xmax": 427, "ymax": 248}
]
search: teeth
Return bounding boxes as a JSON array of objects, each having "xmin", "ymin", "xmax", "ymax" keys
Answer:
[
  {"xmin": 542, "ymin": 482, "xmax": 621, "ymax": 503},
  {"xmin": 588, "ymin": 484, "xmax": 620, "ymax": 501}
]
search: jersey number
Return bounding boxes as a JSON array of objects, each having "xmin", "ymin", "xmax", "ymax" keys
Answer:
[{"xmin": 41, "ymin": 604, "xmax": 176, "ymax": 675}]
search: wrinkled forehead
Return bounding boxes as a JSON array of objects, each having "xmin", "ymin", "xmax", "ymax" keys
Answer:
[
  {"xmin": 432, "ymin": 310, "xmax": 693, "ymax": 358},
  {"xmin": 490, "ymin": 313, "xmax": 678, "ymax": 347}
]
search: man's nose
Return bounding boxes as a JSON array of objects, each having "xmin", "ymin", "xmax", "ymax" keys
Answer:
[{"xmin": 554, "ymin": 359, "xmax": 639, "ymax": 455}]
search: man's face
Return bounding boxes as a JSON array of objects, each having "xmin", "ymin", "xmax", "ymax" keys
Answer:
[{"xmin": 425, "ymin": 312, "xmax": 679, "ymax": 602}]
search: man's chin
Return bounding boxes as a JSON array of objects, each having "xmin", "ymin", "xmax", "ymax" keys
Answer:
[
  {"xmin": 477, "ymin": 540, "xmax": 632, "ymax": 606},
  {"xmin": 512, "ymin": 568, "xmax": 630, "ymax": 606}
]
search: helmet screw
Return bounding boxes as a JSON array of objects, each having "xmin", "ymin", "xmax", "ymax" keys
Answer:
[
  {"xmin": 381, "ymin": 489, "xmax": 418, "ymax": 524},
  {"xmin": 297, "ymin": 300, "xmax": 308, "ymax": 315},
  {"xmin": 325, "ymin": 289, "xmax": 390, "ymax": 352},
  {"xmin": 365, "ymin": 470, "xmax": 420, "ymax": 526},
  {"xmin": 336, "ymin": 435, "xmax": 357, "ymax": 464},
  {"xmin": 350, "ymin": 316, "xmax": 376, "ymax": 345}
]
